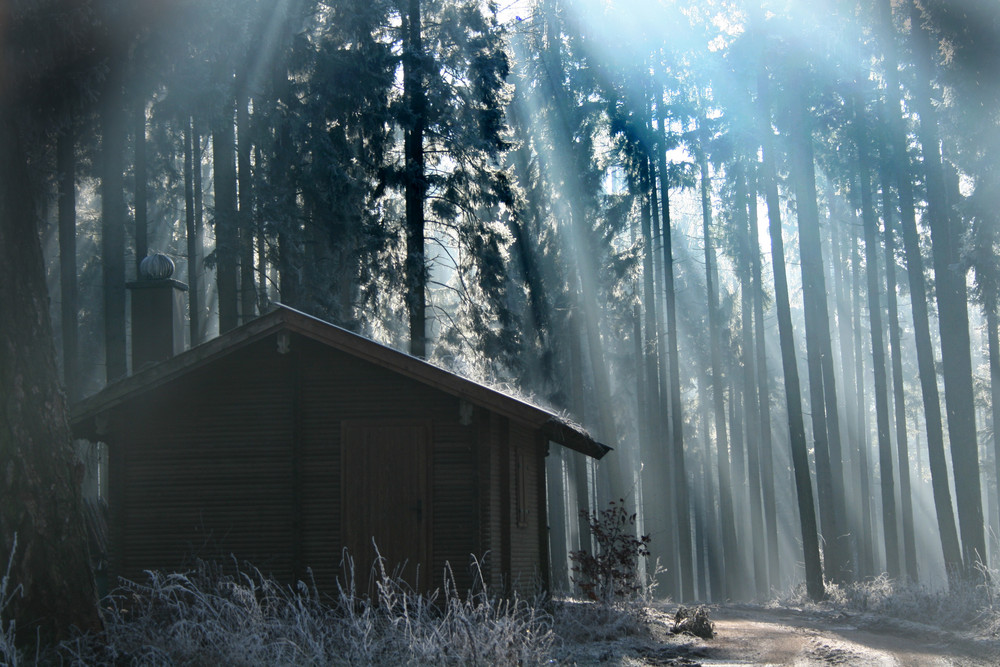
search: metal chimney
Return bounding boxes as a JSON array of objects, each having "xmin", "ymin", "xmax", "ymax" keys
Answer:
[{"xmin": 127, "ymin": 253, "xmax": 188, "ymax": 372}]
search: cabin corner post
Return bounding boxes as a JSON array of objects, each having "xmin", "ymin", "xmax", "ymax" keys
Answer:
[
  {"xmin": 422, "ymin": 420, "xmax": 433, "ymax": 593},
  {"xmin": 473, "ymin": 405, "xmax": 487, "ymax": 582},
  {"xmin": 537, "ymin": 433, "xmax": 551, "ymax": 594},
  {"xmin": 108, "ymin": 429, "xmax": 126, "ymax": 583},
  {"xmin": 499, "ymin": 416, "xmax": 512, "ymax": 593},
  {"xmin": 286, "ymin": 333, "xmax": 304, "ymax": 583}
]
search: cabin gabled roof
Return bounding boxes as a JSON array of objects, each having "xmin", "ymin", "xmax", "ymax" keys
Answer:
[{"xmin": 70, "ymin": 304, "xmax": 611, "ymax": 459}]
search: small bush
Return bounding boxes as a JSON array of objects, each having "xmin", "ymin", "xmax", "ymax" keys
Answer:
[{"xmin": 569, "ymin": 499, "xmax": 651, "ymax": 606}]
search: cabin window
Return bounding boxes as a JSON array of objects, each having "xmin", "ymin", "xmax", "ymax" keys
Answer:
[{"xmin": 514, "ymin": 447, "xmax": 529, "ymax": 527}]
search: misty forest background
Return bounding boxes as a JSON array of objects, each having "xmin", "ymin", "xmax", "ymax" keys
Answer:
[{"xmin": 4, "ymin": 0, "xmax": 1000, "ymax": 616}]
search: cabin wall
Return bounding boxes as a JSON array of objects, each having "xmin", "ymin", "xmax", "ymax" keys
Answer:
[
  {"xmin": 106, "ymin": 345, "xmax": 296, "ymax": 584},
  {"xmin": 99, "ymin": 329, "xmax": 560, "ymax": 598},
  {"xmin": 104, "ymin": 332, "xmax": 482, "ymax": 594},
  {"xmin": 481, "ymin": 410, "xmax": 507, "ymax": 592},
  {"xmin": 507, "ymin": 421, "xmax": 545, "ymax": 598},
  {"xmin": 295, "ymin": 335, "xmax": 479, "ymax": 592},
  {"xmin": 479, "ymin": 412, "xmax": 550, "ymax": 597}
]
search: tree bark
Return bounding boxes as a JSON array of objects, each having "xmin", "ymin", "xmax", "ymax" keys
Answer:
[
  {"xmin": 213, "ymin": 107, "xmax": 239, "ymax": 334},
  {"xmin": 736, "ymin": 159, "xmax": 768, "ymax": 599},
  {"xmin": 402, "ymin": 0, "xmax": 427, "ymax": 358},
  {"xmin": 57, "ymin": 128, "xmax": 79, "ymax": 402},
  {"xmin": 185, "ymin": 117, "xmax": 202, "ymax": 346},
  {"xmin": 654, "ymin": 87, "xmax": 686, "ymax": 600},
  {"xmin": 101, "ymin": 71, "xmax": 128, "ymax": 382},
  {"xmin": 879, "ymin": 149, "xmax": 919, "ymax": 581},
  {"xmin": 877, "ymin": 0, "xmax": 962, "ymax": 576},
  {"xmin": 855, "ymin": 98, "xmax": 900, "ymax": 578},
  {"xmin": 658, "ymin": 133, "xmax": 694, "ymax": 602},
  {"xmin": 849, "ymin": 207, "xmax": 877, "ymax": 576},
  {"xmin": 237, "ymin": 86, "xmax": 255, "ymax": 324},
  {"xmin": 698, "ymin": 122, "xmax": 739, "ymax": 599},
  {"xmin": 987, "ymin": 301, "xmax": 1000, "ymax": 549},
  {"xmin": 639, "ymin": 146, "xmax": 672, "ymax": 593},
  {"xmin": 787, "ymin": 68, "xmax": 850, "ymax": 583},
  {"xmin": 697, "ymin": 370, "xmax": 724, "ymax": 600},
  {"xmin": 746, "ymin": 159, "xmax": 780, "ymax": 593},
  {"xmin": 756, "ymin": 54, "xmax": 825, "ymax": 601},
  {"xmin": 0, "ymin": 107, "xmax": 101, "ymax": 646},
  {"xmin": 909, "ymin": 0, "xmax": 987, "ymax": 574},
  {"xmin": 134, "ymin": 102, "xmax": 147, "ymax": 269}
]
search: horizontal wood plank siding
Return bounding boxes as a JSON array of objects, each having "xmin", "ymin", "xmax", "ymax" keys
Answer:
[
  {"xmin": 295, "ymin": 337, "xmax": 476, "ymax": 592},
  {"xmin": 100, "ymin": 329, "xmax": 556, "ymax": 598},
  {"xmin": 111, "ymin": 343, "xmax": 295, "ymax": 583}
]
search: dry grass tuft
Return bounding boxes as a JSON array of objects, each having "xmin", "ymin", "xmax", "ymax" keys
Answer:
[{"xmin": 57, "ymin": 552, "xmax": 554, "ymax": 666}]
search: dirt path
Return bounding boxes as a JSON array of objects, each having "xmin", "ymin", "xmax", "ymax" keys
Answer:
[{"xmin": 648, "ymin": 604, "xmax": 1000, "ymax": 666}]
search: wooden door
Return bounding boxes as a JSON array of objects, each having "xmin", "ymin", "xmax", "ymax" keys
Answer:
[{"xmin": 341, "ymin": 421, "xmax": 431, "ymax": 594}]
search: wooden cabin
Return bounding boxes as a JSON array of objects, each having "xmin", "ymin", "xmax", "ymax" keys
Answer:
[{"xmin": 71, "ymin": 300, "xmax": 609, "ymax": 598}]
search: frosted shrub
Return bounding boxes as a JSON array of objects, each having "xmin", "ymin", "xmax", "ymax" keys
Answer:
[
  {"xmin": 570, "ymin": 499, "xmax": 651, "ymax": 606},
  {"xmin": 62, "ymin": 552, "xmax": 554, "ymax": 666}
]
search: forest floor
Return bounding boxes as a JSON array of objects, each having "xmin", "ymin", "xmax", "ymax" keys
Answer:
[{"xmin": 553, "ymin": 601, "xmax": 1000, "ymax": 666}]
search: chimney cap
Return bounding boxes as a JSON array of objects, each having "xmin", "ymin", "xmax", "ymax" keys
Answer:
[{"xmin": 139, "ymin": 253, "xmax": 175, "ymax": 281}]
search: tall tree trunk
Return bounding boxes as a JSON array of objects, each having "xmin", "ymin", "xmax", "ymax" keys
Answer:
[
  {"xmin": 747, "ymin": 160, "xmax": 780, "ymax": 592},
  {"xmin": 0, "ymin": 107, "xmax": 101, "ymax": 645},
  {"xmin": 567, "ymin": 312, "xmax": 594, "ymax": 555},
  {"xmin": 569, "ymin": 197, "xmax": 626, "ymax": 504},
  {"xmin": 101, "ymin": 73, "xmax": 127, "ymax": 382},
  {"xmin": 756, "ymin": 57, "xmax": 825, "ymax": 601},
  {"xmin": 193, "ymin": 118, "xmax": 207, "ymax": 341},
  {"xmin": 736, "ymin": 160, "xmax": 768, "ymax": 599},
  {"xmin": 829, "ymin": 194, "xmax": 864, "ymax": 573},
  {"xmin": 185, "ymin": 117, "xmax": 202, "ymax": 346},
  {"xmin": 57, "ymin": 128, "xmax": 79, "ymax": 402},
  {"xmin": 657, "ymin": 88, "xmax": 695, "ymax": 601},
  {"xmin": 698, "ymin": 371, "xmax": 724, "ymax": 600},
  {"xmin": 640, "ymin": 149, "xmax": 672, "ymax": 592},
  {"xmin": 909, "ymin": 0, "xmax": 986, "ymax": 573},
  {"xmin": 659, "ymin": 138, "xmax": 694, "ymax": 602},
  {"xmin": 213, "ymin": 107, "xmax": 239, "ymax": 334},
  {"xmin": 134, "ymin": 103, "xmax": 147, "ymax": 268},
  {"xmin": 987, "ymin": 301, "xmax": 1000, "ymax": 549},
  {"xmin": 787, "ymin": 69, "xmax": 850, "ymax": 583},
  {"xmin": 271, "ymin": 70, "xmax": 299, "ymax": 310},
  {"xmin": 849, "ymin": 212, "xmax": 876, "ymax": 576},
  {"xmin": 255, "ymin": 145, "xmax": 268, "ymax": 314},
  {"xmin": 855, "ymin": 99, "xmax": 900, "ymax": 578},
  {"xmin": 878, "ymin": 0, "xmax": 962, "ymax": 576},
  {"xmin": 693, "ymin": 394, "xmax": 710, "ymax": 600},
  {"xmin": 402, "ymin": 0, "xmax": 427, "ymax": 359},
  {"xmin": 533, "ymin": 10, "xmax": 626, "ymax": 507},
  {"xmin": 506, "ymin": 121, "xmax": 554, "ymax": 386},
  {"xmin": 879, "ymin": 150, "xmax": 919, "ymax": 581},
  {"xmin": 698, "ymin": 123, "xmax": 739, "ymax": 599},
  {"xmin": 237, "ymin": 86, "xmax": 255, "ymax": 324}
]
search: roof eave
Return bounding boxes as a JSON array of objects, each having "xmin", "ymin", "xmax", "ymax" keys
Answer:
[{"xmin": 70, "ymin": 305, "xmax": 611, "ymax": 459}]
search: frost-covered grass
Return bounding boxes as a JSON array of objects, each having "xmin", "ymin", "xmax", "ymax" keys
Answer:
[
  {"xmin": 1, "ymin": 535, "xmax": 23, "ymax": 667},
  {"xmin": 58, "ymin": 554, "xmax": 554, "ymax": 666},
  {"xmin": 780, "ymin": 563, "xmax": 1000, "ymax": 637}
]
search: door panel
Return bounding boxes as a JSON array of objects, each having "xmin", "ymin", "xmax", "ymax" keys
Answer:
[{"xmin": 341, "ymin": 421, "xmax": 431, "ymax": 593}]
